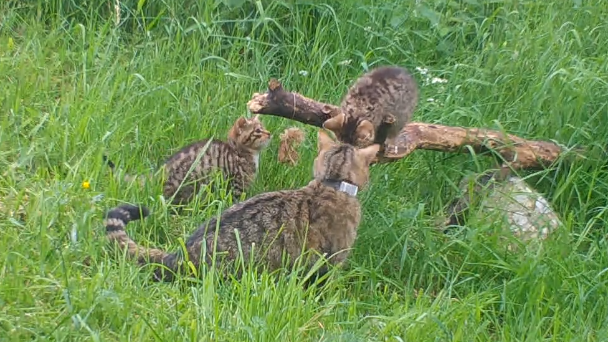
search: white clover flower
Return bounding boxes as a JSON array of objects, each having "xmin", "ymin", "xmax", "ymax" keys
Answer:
[
  {"xmin": 298, "ymin": 70, "xmax": 309, "ymax": 77},
  {"xmin": 415, "ymin": 66, "xmax": 429, "ymax": 75}
]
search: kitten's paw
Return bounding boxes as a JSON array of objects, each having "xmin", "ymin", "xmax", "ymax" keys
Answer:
[
  {"xmin": 385, "ymin": 144, "xmax": 399, "ymax": 155},
  {"xmin": 382, "ymin": 114, "xmax": 396, "ymax": 124}
]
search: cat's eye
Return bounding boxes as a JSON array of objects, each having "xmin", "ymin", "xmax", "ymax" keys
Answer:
[{"xmin": 255, "ymin": 128, "xmax": 262, "ymax": 133}]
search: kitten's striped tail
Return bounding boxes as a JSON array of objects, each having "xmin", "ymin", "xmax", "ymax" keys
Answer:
[
  {"xmin": 102, "ymin": 154, "xmax": 116, "ymax": 169},
  {"xmin": 102, "ymin": 155, "xmax": 153, "ymax": 186},
  {"xmin": 104, "ymin": 204, "xmax": 177, "ymax": 280}
]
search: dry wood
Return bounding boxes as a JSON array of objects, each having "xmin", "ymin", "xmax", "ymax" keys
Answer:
[
  {"xmin": 278, "ymin": 127, "xmax": 306, "ymax": 166},
  {"xmin": 247, "ymin": 79, "xmax": 576, "ymax": 169}
]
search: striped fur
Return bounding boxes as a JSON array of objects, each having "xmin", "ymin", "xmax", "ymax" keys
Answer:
[
  {"xmin": 104, "ymin": 115, "xmax": 271, "ymax": 206},
  {"xmin": 103, "ymin": 129, "xmax": 380, "ymax": 283},
  {"xmin": 104, "ymin": 204, "xmax": 167, "ymax": 264},
  {"xmin": 323, "ymin": 66, "xmax": 418, "ymax": 153}
]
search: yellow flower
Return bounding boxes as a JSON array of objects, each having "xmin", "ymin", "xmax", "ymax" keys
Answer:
[{"xmin": 82, "ymin": 181, "xmax": 91, "ymax": 189}]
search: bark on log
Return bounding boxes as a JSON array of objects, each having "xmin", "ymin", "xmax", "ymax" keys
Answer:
[{"xmin": 247, "ymin": 79, "xmax": 575, "ymax": 169}]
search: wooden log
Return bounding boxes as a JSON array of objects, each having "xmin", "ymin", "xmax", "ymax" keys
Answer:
[{"xmin": 247, "ymin": 79, "xmax": 576, "ymax": 169}]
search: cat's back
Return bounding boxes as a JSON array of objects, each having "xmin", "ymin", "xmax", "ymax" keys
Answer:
[
  {"xmin": 342, "ymin": 66, "xmax": 418, "ymax": 125},
  {"xmin": 164, "ymin": 138, "xmax": 250, "ymax": 175},
  {"xmin": 190, "ymin": 182, "xmax": 361, "ymax": 260},
  {"xmin": 221, "ymin": 181, "xmax": 360, "ymax": 227}
]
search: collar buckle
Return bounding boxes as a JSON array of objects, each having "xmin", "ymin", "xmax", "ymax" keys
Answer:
[{"xmin": 339, "ymin": 181, "xmax": 358, "ymax": 196}]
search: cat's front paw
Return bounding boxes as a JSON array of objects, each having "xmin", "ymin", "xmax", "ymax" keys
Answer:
[
  {"xmin": 385, "ymin": 144, "xmax": 399, "ymax": 155},
  {"xmin": 382, "ymin": 114, "xmax": 396, "ymax": 124}
]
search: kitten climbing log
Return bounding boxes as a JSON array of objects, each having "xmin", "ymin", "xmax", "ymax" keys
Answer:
[{"xmin": 247, "ymin": 79, "xmax": 573, "ymax": 169}]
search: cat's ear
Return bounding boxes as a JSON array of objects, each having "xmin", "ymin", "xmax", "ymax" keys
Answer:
[
  {"xmin": 252, "ymin": 114, "xmax": 261, "ymax": 122},
  {"xmin": 355, "ymin": 120, "xmax": 375, "ymax": 142},
  {"xmin": 229, "ymin": 117, "xmax": 249, "ymax": 139},
  {"xmin": 322, "ymin": 113, "xmax": 345, "ymax": 134},
  {"xmin": 357, "ymin": 143, "xmax": 381, "ymax": 165},
  {"xmin": 236, "ymin": 116, "xmax": 248, "ymax": 127},
  {"xmin": 317, "ymin": 129, "xmax": 336, "ymax": 152}
]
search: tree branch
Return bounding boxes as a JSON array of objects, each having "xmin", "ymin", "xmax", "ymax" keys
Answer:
[
  {"xmin": 247, "ymin": 79, "xmax": 577, "ymax": 169},
  {"xmin": 247, "ymin": 79, "xmax": 335, "ymax": 126}
]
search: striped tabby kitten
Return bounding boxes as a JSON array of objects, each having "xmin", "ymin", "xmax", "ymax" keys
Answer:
[
  {"xmin": 104, "ymin": 115, "xmax": 271, "ymax": 206},
  {"xmin": 103, "ymin": 129, "xmax": 381, "ymax": 283},
  {"xmin": 323, "ymin": 66, "xmax": 419, "ymax": 154}
]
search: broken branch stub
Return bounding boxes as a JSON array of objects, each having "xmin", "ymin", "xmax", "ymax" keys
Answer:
[{"xmin": 247, "ymin": 79, "xmax": 573, "ymax": 169}]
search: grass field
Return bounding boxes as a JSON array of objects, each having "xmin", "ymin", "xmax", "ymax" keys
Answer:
[{"xmin": 1, "ymin": 0, "xmax": 608, "ymax": 340}]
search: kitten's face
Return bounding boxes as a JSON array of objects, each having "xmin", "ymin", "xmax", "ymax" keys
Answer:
[
  {"xmin": 313, "ymin": 129, "xmax": 380, "ymax": 189},
  {"xmin": 229, "ymin": 115, "xmax": 272, "ymax": 150},
  {"xmin": 322, "ymin": 113, "xmax": 376, "ymax": 148}
]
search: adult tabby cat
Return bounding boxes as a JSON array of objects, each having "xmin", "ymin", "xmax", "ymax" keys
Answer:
[
  {"xmin": 103, "ymin": 129, "xmax": 380, "ymax": 283},
  {"xmin": 104, "ymin": 115, "xmax": 271, "ymax": 206},
  {"xmin": 322, "ymin": 66, "xmax": 419, "ymax": 154}
]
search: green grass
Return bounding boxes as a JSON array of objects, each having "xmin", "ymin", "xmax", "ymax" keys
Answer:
[{"xmin": 1, "ymin": 0, "xmax": 608, "ymax": 340}]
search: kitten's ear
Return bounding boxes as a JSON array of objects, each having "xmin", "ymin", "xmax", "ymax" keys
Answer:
[
  {"xmin": 322, "ymin": 113, "xmax": 345, "ymax": 134},
  {"xmin": 229, "ymin": 117, "xmax": 249, "ymax": 139},
  {"xmin": 357, "ymin": 143, "xmax": 381, "ymax": 165},
  {"xmin": 236, "ymin": 116, "xmax": 248, "ymax": 127},
  {"xmin": 355, "ymin": 120, "xmax": 375, "ymax": 142},
  {"xmin": 317, "ymin": 129, "xmax": 336, "ymax": 152},
  {"xmin": 252, "ymin": 114, "xmax": 261, "ymax": 122}
]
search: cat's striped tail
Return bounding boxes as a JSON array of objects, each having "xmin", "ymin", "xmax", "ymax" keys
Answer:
[
  {"xmin": 102, "ymin": 155, "xmax": 153, "ymax": 186},
  {"xmin": 104, "ymin": 204, "xmax": 178, "ymax": 281}
]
